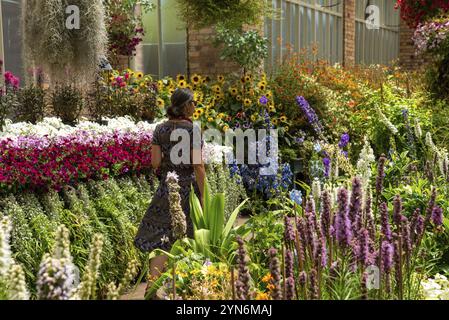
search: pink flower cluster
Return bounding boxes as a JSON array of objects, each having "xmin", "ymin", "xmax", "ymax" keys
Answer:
[
  {"xmin": 0, "ymin": 130, "xmax": 153, "ymax": 192},
  {"xmin": 413, "ymin": 19, "xmax": 449, "ymax": 54},
  {"xmin": 4, "ymin": 71, "xmax": 20, "ymax": 91}
]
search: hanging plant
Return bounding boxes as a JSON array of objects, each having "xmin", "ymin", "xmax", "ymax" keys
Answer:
[
  {"xmin": 176, "ymin": 0, "xmax": 272, "ymax": 30},
  {"xmin": 21, "ymin": 0, "xmax": 107, "ymax": 84},
  {"xmin": 104, "ymin": 0, "xmax": 155, "ymax": 67},
  {"xmin": 395, "ymin": 0, "xmax": 449, "ymax": 27}
]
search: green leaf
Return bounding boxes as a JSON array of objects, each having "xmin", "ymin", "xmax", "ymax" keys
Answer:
[
  {"xmin": 209, "ymin": 193, "xmax": 225, "ymax": 245},
  {"xmin": 189, "ymin": 186, "xmax": 204, "ymax": 230},
  {"xmin": 223, "ymin": 198, "xmax": 248, "ymax": 240}
]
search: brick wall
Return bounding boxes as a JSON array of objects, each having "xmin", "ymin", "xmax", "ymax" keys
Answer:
[
  {"xmin": 399, "ymin": 17, "xmax": 429, "ymax": 70},
  {"xmin": 343, "ymin": 0, "xmax": 356, "ymax": 66}
]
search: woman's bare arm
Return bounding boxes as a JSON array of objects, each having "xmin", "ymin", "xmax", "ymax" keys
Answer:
[
  {"xmin": 192, "ymin": 148, "xmax": 206, "ymax": 205},
  {"xmin": 151, "ymin": 144, "xmax": 162, "ymax": 169}
]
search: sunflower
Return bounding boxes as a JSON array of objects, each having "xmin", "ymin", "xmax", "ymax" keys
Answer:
[
  {"xmin": 211, "ymin": 85, "xmax": 222, "ymax": 94},
  {"xmin": 136, "ymin": 72, "xmax": 144, "ymax": 79},
  {"xmin": 196, "ymin": 108, "xmax": 204, "ymax": 115},
  {"xmin": 169, "ymin": 88, "xmax": 175, "ymax": 94},
  {"xmin": 207, "ymin": 117, "xmax": 214, "ymax": 123},
  {"xmin": 229, "ymin": 87, "xmax": 238, "ymax": 96},
  {"xmin": 236, "ymin": 95, "xmax": 242, "ymax": 102},
  {"xmin": 217, "ymin": 113, "xmax": 225, "ymax": 119},
  {"xmin": 217, "ymin": 75, "xmax": 225, "ymax": 83},
  {"xmin": 272, "ymin": 118, "xmax": 279, "ymax": 126},
  {"xmin": 191, "ymin": 74, "xmax": 201, "ymax": 85},
  {"xmin": 284, "ymin": 126, "xmax": 289, "ymax": 131},
  {"xmin": 280, "ymin": 115, "xmax": 288, "ymax": 122},
  {"xmin": 268, "ymin": 105, "xmax": 276, "ymax": 113},
  {"xmin": 243, "ymin": 98, "xmax": 252, "ymax": 107},
  {"xmin": 140, "ymin": 82, "xmax": 146, "ymax": 88},
  {"xmin": 178, "ymin": 80, "xmax": 187, "ymax": 88},
  {"xmin": 176, "ymin": 74, "xmax": 186, "ymax": 82},
  {"xmin": 193, "ymin": 113, "xmax": 200, "ymax": 120},
  {"xmin": 250, "ymin": 114, "xmax": 257, "ymax": 122},
  {"xmin": 244, "ymin": 74, "xmax": 252, "ymax": 83},
  {"xmin": 186, "ymin": 84, "xmax": 193, "ymax": 91},
  {"xmin": 258, "ymin": 81, "xmax": 267, "ymax": 91},
  {"xmin": 156, "ymin": 98, "xmax": 165, "ymax": 108}
]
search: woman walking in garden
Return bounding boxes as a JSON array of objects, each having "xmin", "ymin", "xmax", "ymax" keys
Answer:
[{"xmin": 134, "ymin": 88, "xmax": 206, "ymax": 298}]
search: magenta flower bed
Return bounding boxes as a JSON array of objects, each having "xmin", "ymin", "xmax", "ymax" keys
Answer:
[{"xmin": 0, "ymin": 130, "xmax": 153, "ymax": 192}]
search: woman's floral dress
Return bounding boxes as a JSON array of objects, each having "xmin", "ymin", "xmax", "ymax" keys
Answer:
[{"xmin": 134, "ymin": 120, "xmax": 201, "ymax": 252}]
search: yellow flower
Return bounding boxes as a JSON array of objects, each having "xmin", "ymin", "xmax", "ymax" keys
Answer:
[
  {"xmin": 217, "ymin": 113, "xmax": 225, "ymax": 119},
  {"xmin": 176, "ymin": 74, "xmax": 186, "ymax": 82},
  {"xmin": 236, "ymin": 95, "xmax": 242, "ymax": 102},
  {"xmin": 186, "ymin": 84, "xmax": 193, "ymax": 91},
  {"xmin": 212, "ymin": 85, "xmax": 222, "ymax": 94},
  {"xmin": 222, "ymin": 125, "xmax": 230, "ymax": 132},
  {"xmin": 262, "ymin": 274, "xmax": 272, "ymax": 283},
  {"xmin": 266, "ymin": 91, "xmax": 273, "ymax": 99},
  {"xmin": 244, "ymin": 74, "xmax": 252, "ymax": 83},
  {"xmin": 169, "ymin": 88, "xmax": 175, "ymax": 94},
  {"xmin": 243, "ymin": 98, "xmax": 252, "ymax": 107},
  {"xmin": 272, "ymin": 118, "xmax": 279, "ymax": 126},
  {"xmin": 133, "ymin": 88, "xmax": 139, "ymax": 93},
  {"xmin": 229, "ymin": 87, "xmax": 238, "ymax": 96},
  {"xmin": 258, "ymin": 81, "xmax": 267, "ymax": 91},
  {"xmin": 136, "ymin": 72, "xmax": 144, "ymax": 79},
  {"xmin": 284, "ymin": 126, "xmax": 289, "ymax": 131},
  {"xmin": 268, "ymin": 105, "xmax": 276, "ymax": 113},
  {"xmin": 196, "ymin": 108, "xmax": 204, "ymax": 115},
  {"xmin": 140, "ymin": 82, "xmax": 146, "ymax": 88},
  {"xmin": 156, "ymin": 98, "xmax": 165, "ymax": 108},
  {"xmin": 251, "ymin": 114, "xmax": 257, "ymax": 122},
  {"xmin": 193, "ymin": 113, "xmax": 200, "ymax": 120},
  {"xmin": 191, "ymin": 74, "xmax": 201, "ymax": 85},
  {"xmin": 178, "ymin": 80, "xmax": 187, "ymax": 88},
  {"xmin": 248, "ymin": 89, "xmax": 255, "ymax": 97},
  {"xmin": 217, "ymin": 75, "xmax": 225, "ymax": 83},
  {"xmin": 207, "ymin": 117, "xmax": 214, "ymax": 123},
  {"xmin": 280, "ymin": 115, "xmax": 288, "ymax": 122},
  {"xmin": 255, "ymin": 292, "xmax": 270, "ymax": 300}
]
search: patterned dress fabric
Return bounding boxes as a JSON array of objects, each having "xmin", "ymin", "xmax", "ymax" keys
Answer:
[{"xmin": 134, "ymin": 120, "xmax": 201, "ymax": 252}]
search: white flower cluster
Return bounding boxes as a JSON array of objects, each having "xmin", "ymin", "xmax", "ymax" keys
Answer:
[
  {"xmin": 422, "ymin": 274, "xmax": 449, "ymax": 300},
  {"xmin": 377, "ymin": 107, "xmax": 398, "ymax": 135},
  {"xmin": 357, "ymin": 139, "xmax": 376, "ymax": 190}
]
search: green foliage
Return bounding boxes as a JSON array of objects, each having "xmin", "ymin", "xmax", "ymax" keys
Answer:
[
  {"xmin": 176, "ymin": 0, "xmax": 271, "ymax": 30},
  {"xmin": 0, "ymin": 92, "xmax": 17, "ymax": 131},
  {"xmin": 14, "ymin": 86, "xmax": 46, "ymax": 124},
  {"xmin": 50, "ymin": 84, "xmax": 84, "ymax": 125},
  {"xmin": 214, "ymin": 25, "xmax": 268, "ymax": 74}
]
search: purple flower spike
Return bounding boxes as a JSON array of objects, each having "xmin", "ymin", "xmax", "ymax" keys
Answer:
[
  {"xmin": 296, "ymin": 96, "xmax": 323, "ymax": 135},
  {"xmin": 349, "ymin": 177, "xmax": 363, "ymax": 233},
  {"xmin": 336, "ymin": 188, "xmax": 352, "ymax": 247},
  {"xmin": 381, "ymin": 241, "xmax": 394, "ymax": 273},
  {"xmin": 431, "ymin": 206, "xmax": 444, "ymax": 227},
  {"xmin": 284, "ymin": 216, "xmax": 295, "ymax": 243},
  {"xmin": 380, "ymin": 202, "xmax": 392, "ymax": 242}
]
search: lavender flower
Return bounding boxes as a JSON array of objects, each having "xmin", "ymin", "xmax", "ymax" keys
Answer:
[
  {"xmin": 359, "ymin": 229, "xmax": 371, "ymax": 267},
  {"xmin": 296, "ymin": 96, "xmax": 323, "ymax": 135},
  {"xmin": 236, "ymin": 236, "xmax": 251, "ymax": 300},
  {"xmin": 381, "ymin": 241, "xmax": 394, "ymax": 273},
  {"xmin": 285, "ymin": 249, "xmax": 295, "ymax": 300},
  {"xmin": 284, "ymin": 216, "xmax": 295, "ymax": 243},
  {"xmin": 425, "ymin": 187, "xmax": 437, "ymax": 226},
  {"xmin": 431, "ymin": 206, "xmax": 444, "ymax": 227},
  {"xmin": 380, "ymin": 202, "xmax": 392, "ymax": 242},
  {"xmin": 309, "ymin": 269, "xmax": 319, "ymax": 300},
  {"xmin": 349, "ymin": 177, "xmax": 363, "ymax": 232},
  {"xmin": 321, "ymin": 189, "xmax": 332, "ymax": 239},
  {"xmin": 259, "ymin": 96, "xmax": 268, "ymax": 105},
  {"xmin": 338, "ymin": 133, "xmax": 350, "ymax": 149},
  {"xmin": 392, "ymin": 195, "xmax": 404, "ymax": 227},
  {"xmin": 415, "ymin": 215, "xmax": 425, "ymax": 245},
  {"xmin": 268, "ymin": 248, "xmax": 282, "ymax": 300},
  {"xmin": 323, "ymin": 157, "xmax": 331, "ymax": 178},
  {"xmin": 335, "ymin": 188, "xmax": 352, "ymax": 247}
]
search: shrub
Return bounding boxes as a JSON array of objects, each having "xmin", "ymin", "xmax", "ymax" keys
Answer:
[
  {"xmin": 50, "ymin": 84, "xmax": 84, "ymax": 125},
  {"xmin": 15, "ymin": 86, "xmax": 46, "ymax": 124}
]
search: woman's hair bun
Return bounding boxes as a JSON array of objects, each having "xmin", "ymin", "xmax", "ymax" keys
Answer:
[{"xmin": 166, "ymin": 88, "xmax": 194, "ymax": 118}]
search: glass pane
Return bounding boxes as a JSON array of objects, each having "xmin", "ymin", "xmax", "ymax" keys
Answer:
[{"xmin": 2, "ymin": 0, "xmax": 23, "ymax": 82}]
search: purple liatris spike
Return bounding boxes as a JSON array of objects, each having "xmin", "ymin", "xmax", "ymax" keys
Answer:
[
  {"xmin": 298, "ymin": 271, "xmax": 307, "ymax": 287},
  {"xmin": 268, "ymin": 248, "xmax": 282, "ymax": 300},
  {"xmin": 320, "ymin": 230, "xmax": 328, "ymax": 268},
  {"xmin": 392, "ymin": 195, "xmax": 404, "ymax": 227},
  {"xmin": 309, "ymin": 269, "xmax": 319, "ymax": 300},
  {"xmin": 284, "ymin": 216, "xmax": 295, "ymax": 243},
  {"xmin": 321, "ymin": 189, "xmax": 332, "ymax": 239},
  {"xmin": 359, "ymin": 229, "xmax": 371, "ymax": 267},
  {"xmin": 381, "ymin": 241, "xmax": 394, "ymax": 273},
  {"xmin": 431, "ymin": 206, "xmax": 443, "ymax": 227},
  {"xmin": 415, "ymin": 215, "xmax": 425, "ymax": 244},
  {"xmin": 379, "ymin": 202, "xmax": 392, "ymax": 242},
  {"xmin": 375, "ymin": 155, "xmax": 387, "ymax": 199},
  {"xmin": 236, "ymin": 236, "xmax": 251, "ymax": 300},
  {"xmin": 336, "ymin": 188, "xmax": 352, "ymax": 247},
  {"xmin": 296, "ymin": 217, "xmax": 308, "ymax": 249},
  {"xmin": 285, "ymin": 249, "xmax": 295, "ymax": 300},
  {"xmin": 349, "ymin": 177, "xmax": 363, "ymax": 232},
  {"xmin": 306, "ymin": 213, "xmax": 317, "ymax": 257},
  {"xmin": 425, "ymin": 187, "xmax": 437, "ymax": 226}
]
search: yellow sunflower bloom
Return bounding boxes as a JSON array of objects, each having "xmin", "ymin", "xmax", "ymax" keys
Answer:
[
  {"xmin": 178, "ymin": 80, "xmax": 187, "ymax": 88},
  {"xmin": 217, "ymin": 113, "xmax": 225, "ymax": 119},
  {"xmin": 169, "ymin": 88, "xmax": 175, "ymax": 94},
  {"xmin": 197, "ymin": 108, "xmax": 204, "ymax": 115},
  {"xmin": 280, "ymin": 115, "xmax": 288, "ymax": 122},
  {"xmin": 176, "ymin": 74, "xmax": 186, "ymax": 82},
  {"xmin": 272, "ymin": 118, "xmax": 279, "ymax": 126},
  {"xmin": 284, "ymin": 126, "xmax": 289, "ymax": 131},
  {"xmin": 211, "ymin": 85, "xmax": 222, "ymax": 94},
  {"xmin": 244, "ymin": 75, "xmax": 252, "ymax": 83},
  {"xmin": 229, "ymin": 87, "xmax": 238, "ymax": 96},
  {"xmin": 236, "ymin": 95, "xmax": 242, "ymax": 102},
  {"xmin": 193, "ymin": 113, "xmax": 200, "ymax": 120},
  {"xmin": 156, "ymin": 98, "xmax": 165, "ymax": 108},
  {"xmin": 217, "ymin": 75, "xmax": 225, "ymax": 82},
  {"xmin": 136, "ymin": 72, "xmax": 144, "ymax": 79},
  {"xmin": 191, "ymin": 74, "xmax": 201, "ymax": 85},
  {"xmin": 258, "ymin": 82, "xmax": 266, "ymax": 91},
  {"xmin": 266, "ymin": 91, "xmax": 273, "ymax": 99},
  {"xmin": 243, "ymin": 98, "xmax": 252, "ymax": 107}
]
